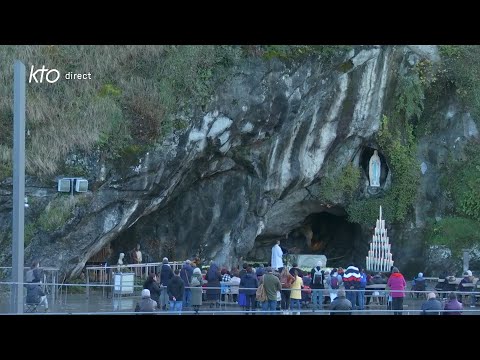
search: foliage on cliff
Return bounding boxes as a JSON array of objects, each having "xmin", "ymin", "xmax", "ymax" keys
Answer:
[
  {"xmin": 422, "ymin": 46, "xmax": 480, "ymax": 251},
  {"xmin": 345, "ymin": 46, "xmax": 480, "ymax": 227},
  {"xmin": 319, "ymin": 162, "xmax": 361, "ymax": 204},
  {"xmin": 438, "ymin": 45, "xmax": 480, "ymax": 121},
  {"xmin": 427, "ymin": 141, "xmax": 480, "ymax": 252},
  {"xmin": 348, "ymin": 71, "xmax": 422, "ymax": 226}
]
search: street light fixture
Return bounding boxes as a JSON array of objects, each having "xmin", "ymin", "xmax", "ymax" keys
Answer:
[
  {"xmin": 75, "ymin": 179, "xmax": 88, "ymax": 193},
  {"xmin": 57, "ymin": 177, "xmax": 88, "ymax": 195},
  {"xmin": 57, "ymin": 178, "xmax": 71, "ymax": 193}
]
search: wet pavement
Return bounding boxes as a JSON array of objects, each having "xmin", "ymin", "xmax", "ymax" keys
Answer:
[
  {"xmin": 1, "ymin": 288, "xmax": 479, "ymax": 315},
  {"xmin": 0, "ymin": 291, "xmax": 480, "ymax": 315}
]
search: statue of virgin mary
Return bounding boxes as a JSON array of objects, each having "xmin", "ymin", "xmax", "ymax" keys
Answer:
[{"xmin": 369, "ymin": 150, "xmax": 381, "ymax": 187}]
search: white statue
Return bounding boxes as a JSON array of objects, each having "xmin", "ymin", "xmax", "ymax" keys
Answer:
[
  {"xmin": 369, "ymin": 150, "xmax": 381, "ymax": 187},
  {"xmin": 117, "ymin": 253, "xmax": 125, "ymax": 271},
  {"xmin": 117, "ymin": 253, "xmax": 125, "ymax": 265}
]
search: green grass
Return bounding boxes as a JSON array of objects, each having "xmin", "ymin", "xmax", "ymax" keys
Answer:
[
  {"xmin": 0, "ymin": 45, "xmax": 242, "ymax": 179},
  {"xmin": 0, "ymin": 144, "xmax": 12, "ymax": 178}
]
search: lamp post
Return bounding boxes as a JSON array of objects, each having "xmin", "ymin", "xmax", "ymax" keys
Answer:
[
  {"xmin": 11, "ymin": 60, "xmax": 26, "ymax": 314},
  {"xmin": 462, "ymin": 249, "xmax": 470, "ymax": 273}
]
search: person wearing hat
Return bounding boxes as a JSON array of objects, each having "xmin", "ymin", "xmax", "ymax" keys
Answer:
[
  {"xmin": 421, "ymin": 292, "xmax": 442, "ymax": 315},
  {"xmin": 134, "ymin": 289, "xmax": 157, "ymax": 313},
  {"xmin": 458, "ymin": 270, "xmax": 474, "ymax": 306},
  {"xmin": 190, "ymin": 267, "xmax": 204, "ymax": 314},
  {"xmin": 412, "ymin": 272, "xmax": 426, "ymax": 298}
]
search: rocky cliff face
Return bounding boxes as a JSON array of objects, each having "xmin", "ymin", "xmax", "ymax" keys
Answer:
[{"xmin": 2, "ymin": 45, "xmax": 476, "ymax": 279}]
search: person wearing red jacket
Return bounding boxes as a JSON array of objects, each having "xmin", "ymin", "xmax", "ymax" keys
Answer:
[{"xmin": 387, "ymin": 267, "xmax": 406, "ymax": 315}]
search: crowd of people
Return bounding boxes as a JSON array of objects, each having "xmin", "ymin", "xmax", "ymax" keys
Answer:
[
  {"xmin": 21, "ymin": 237, "xmax": 477, "ymax": 314},
  {"xmin": 24, "ymin": 246, "xmax": 477, "ymax": 315},
  {"xmin": 130, "ymin": 240, "xmax": 476, "ymax": 315},
  {"xmin": 38, "ymin": 238, "xmax": 466, "ymax": 315},
  {"xmin": 135, "ymin": 254, "xmax": 478, "ymax": 315}
]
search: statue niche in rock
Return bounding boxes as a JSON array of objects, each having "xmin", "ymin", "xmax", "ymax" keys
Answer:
[{"xmin": 368, "ymin": 150, "xmax": 381, "ymax": 187}]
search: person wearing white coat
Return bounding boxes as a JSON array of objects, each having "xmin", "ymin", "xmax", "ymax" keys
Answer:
[{"xmin": 271, "ymin": 240, "xmax": 284, "ymax": 271}]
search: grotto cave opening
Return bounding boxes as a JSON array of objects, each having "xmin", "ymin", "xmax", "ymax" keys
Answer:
[
  {"xmin": 290, "ymin": 211, "xmax": 365, "ymax": 268},
  {"xmin": 250, "ymin": 208, "xmax": 367, "ymax": 269}
]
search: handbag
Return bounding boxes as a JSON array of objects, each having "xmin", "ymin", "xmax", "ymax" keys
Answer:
[
  {"xmin": 276, "ymin": 290, "xmax": 281, "ymax": 301},
  {"xmin": 183, "ymin": 269, "xmax": 190, "ymax": 287}
]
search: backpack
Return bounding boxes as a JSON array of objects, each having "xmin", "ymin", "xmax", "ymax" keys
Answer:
[
  {"xmin": 413, "ymin": 278, "xmax": 425, "ymax": 291},
  {"xmin": 191, "ymin": 275, "xmax": 201, "ymax": 287},
  {"xmin": 313, "ymin": 268, "xmax": 323, "ymax": 286},
  {"xmin": 330, "ymin": 275, "xmax": 339, "ymax": 289},
  {"xmin": 360, "ymin": 273, "xmax": 367, "ymax": 287},
  {"xmin": 256, "ymin": 282, "xmax": 267, "ymax": 302}
]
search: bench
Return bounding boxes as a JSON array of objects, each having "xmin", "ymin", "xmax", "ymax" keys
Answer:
[
  {"xmin": 435, "ymin": 278, "xmax": 479, "ymax": 301},
  {"xmin": 410, "ymin": 279, "xmax": 427, "ymax": 299},
  {"xmin": 458, "ymin": 282, "xmax": 477, "ymax": 306},
  {"xmin": 365, "ymin": 284, "xmax": 387, "ymax": 306},
  {"xmin": 25, "ymin": 303, "xmax": 38, "ymax": 313},
  {"xmin": 435, "ymin": 278, "xmax": 460, "ymax": 299}
]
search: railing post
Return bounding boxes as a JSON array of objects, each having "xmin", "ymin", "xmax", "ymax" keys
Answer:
[{"xmin": 86, "ymin": 268, "xmax": 90, "ymax": 300}]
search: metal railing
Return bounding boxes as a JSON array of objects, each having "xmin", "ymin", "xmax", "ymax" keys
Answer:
[
  {"xmin": 0, "ymin": 266, "xmax": 59, "ymax": 302},
  {"xmin": 1, "ymin": 280, "xmax": 479, "ymax": 315},
  {"xmin": 83, "ymin": 261, "xmax": 184, "ymax": 299}
]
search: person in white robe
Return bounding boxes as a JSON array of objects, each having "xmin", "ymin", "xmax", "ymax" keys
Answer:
[{"xmin": 271, "ymin": 240, "xmax": 284, "ymax": 271}]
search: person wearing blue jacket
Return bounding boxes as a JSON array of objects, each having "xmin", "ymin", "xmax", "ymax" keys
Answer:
[{"xmin": 240, "ymin": 266, "xmax": 258, "ymax": 314}]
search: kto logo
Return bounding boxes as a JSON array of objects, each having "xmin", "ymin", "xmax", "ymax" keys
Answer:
[{"xmin": 29, "ymin": 65, "xmax": 60, "ymax": 84}]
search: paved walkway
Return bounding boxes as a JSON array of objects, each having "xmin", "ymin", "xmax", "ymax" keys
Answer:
[{"xmin": 1, "ymin": 289, "xmax": 479, "ymax": 315}]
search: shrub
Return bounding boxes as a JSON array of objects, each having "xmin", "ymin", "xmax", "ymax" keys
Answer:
[
  {"xmin": 37, "ymin": 195, "xmax": 79, "ymax": 232},
  {"xmin": 442, "ymin": 141, "xmax": 480, "ymax": 221},
  {"xmin": 425, "ymin": 216, "xmax": 480, "ymax": 257}
]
